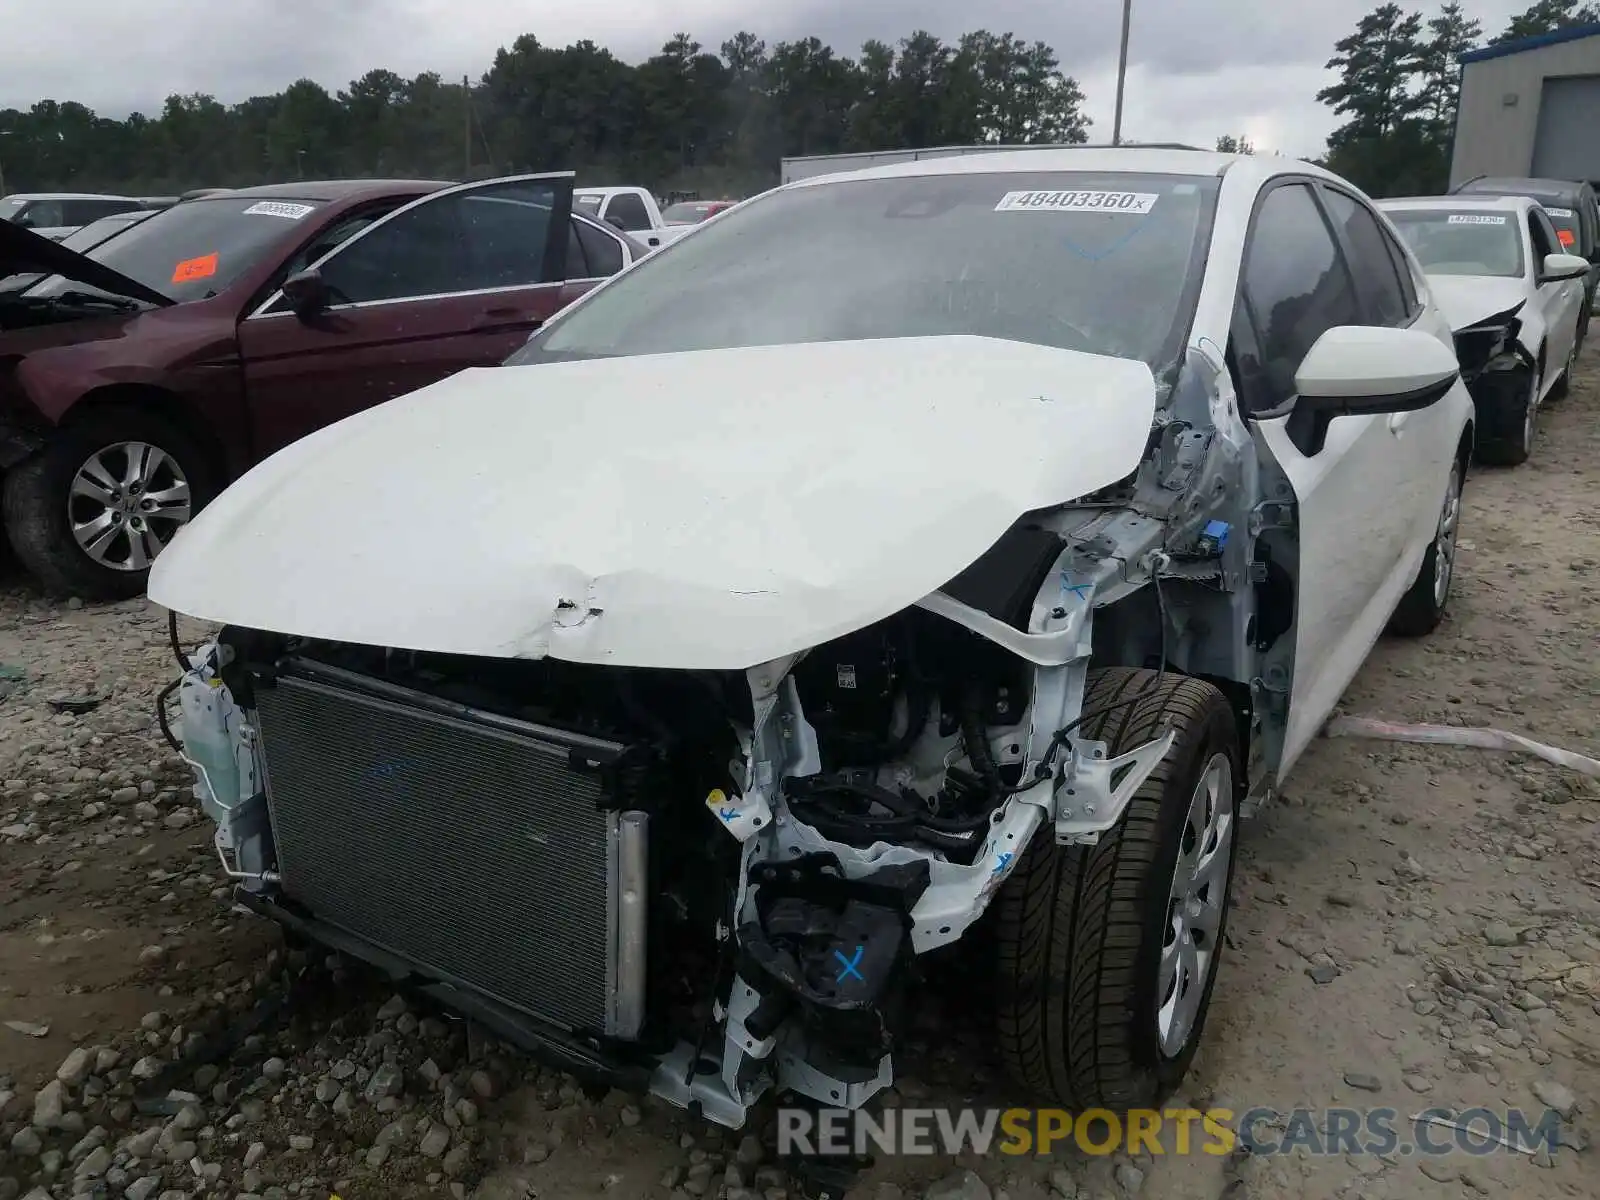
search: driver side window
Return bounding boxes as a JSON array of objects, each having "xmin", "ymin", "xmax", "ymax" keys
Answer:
[
  {"xmin": 1233, "ymin": 183, "xmax": 1362, "ymax": 414},
  {"xmin": 314, "ymin": 180, "xmax": 561, "ymax": 306}
]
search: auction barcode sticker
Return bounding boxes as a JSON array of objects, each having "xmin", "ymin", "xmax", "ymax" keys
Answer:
[
  {"xmin": 1447, "ymin": 214, "xmax": 1506, "ymax": 224},
  {"xmin": 243, "ymin": 201, "xmax": 316, "ymax": 219},
  {"xmin": 995, "ymin": 190, "xmax": 1158, "ymax": 214},
  {"xmin": 1547, "ymin": 206, "xmax": 1575, "ymax": 218}
]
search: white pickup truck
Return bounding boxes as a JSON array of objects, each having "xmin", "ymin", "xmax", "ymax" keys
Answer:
[{"xmin": 574, "ymin": 187, "xmax": 697, "ymax": 251}]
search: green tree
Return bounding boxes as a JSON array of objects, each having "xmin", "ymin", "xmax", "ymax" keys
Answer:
[
  {"xmin": 1416, "ymin": 2, "xmax": 1482, "ymax": 145},
  {"xmin": 1215, "ymin": 134, "xmax": 1255, "ymax": 154},
  {"xmin": 1318, "ymin": 3, "xmax": 1426, "ymax": 147},
  {"xmin": 1491, "ymin": 0, "xmax": 1600, "ymax": 44}
]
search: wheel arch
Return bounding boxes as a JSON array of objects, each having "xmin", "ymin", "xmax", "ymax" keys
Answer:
[{"xmin": 63, "ymin": 384, "xmax": 234, "ymax": 487}]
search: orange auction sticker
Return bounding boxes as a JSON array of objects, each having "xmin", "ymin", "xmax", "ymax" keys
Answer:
[{"xmin": 171, "ymin": 252, "xmax": 219, "ymax": 284}]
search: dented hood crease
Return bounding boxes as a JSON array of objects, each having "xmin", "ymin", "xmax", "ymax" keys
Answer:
[{"xmin": 148, "ymin": 335, "xmax": 1158, "ymax": 669}]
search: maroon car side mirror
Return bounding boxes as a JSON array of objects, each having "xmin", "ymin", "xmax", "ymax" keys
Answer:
[{"xmin": 282, "ymin": 268, "xmax": 330, "ymax": 319}]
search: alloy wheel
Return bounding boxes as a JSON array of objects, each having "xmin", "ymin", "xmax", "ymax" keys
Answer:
[
  {"xmin": 1158, "ymin": 752, "xmax": 1234, "ymax": 1057},
  {"xmin": 68, "ymin": 441, "xmax": 193, "ymax": 571},
  {"xmin": 1432, "ymin": 462, "xmax": 1462, "ymax": 609}
]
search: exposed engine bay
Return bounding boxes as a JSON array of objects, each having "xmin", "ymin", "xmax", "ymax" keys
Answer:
[{"xmin": 164, "ymin": 342, "xmax": 1284, "ymax": 1137}]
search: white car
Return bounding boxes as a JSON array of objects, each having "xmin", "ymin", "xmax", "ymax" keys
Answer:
[
  {"xmin": 149, "ymin": 148, "xmax": 1472, "ymax": 1187},
  {"xmin": 1379, "ymin": 194, "xmax": 1588, "ymax": 465},
  {"xmin": 0, "ymin": 191, "xmax": 147, "ymax": 241}
]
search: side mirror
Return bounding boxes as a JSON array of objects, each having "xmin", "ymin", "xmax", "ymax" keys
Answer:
[
  {"xmin": 1539, "ymin": 252, "xmax": 1589, "ymax": 283},
  {"xmin": 1287, "ymin": 325, "xmax": 1459, "ymax": 455},
  {"xmin": 281, "ymin": 268, "xmax": 330, "ymax": 319}
]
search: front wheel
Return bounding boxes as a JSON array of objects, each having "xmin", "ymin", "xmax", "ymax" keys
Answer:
[
  {"xmin": 993, "ymin": 668, "xmax": 1240, "ymax": 1109},
  {"xmin": 2, "ymin": 408, "xmax": 216, "ymax": 600}
]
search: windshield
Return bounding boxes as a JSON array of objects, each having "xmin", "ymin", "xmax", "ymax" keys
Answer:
[
  {"xmin": 24, "ymin": 194, "xmax": 330, "ymax": 302},
  {"xmin": 1541, "ymin": 205, "xmax": 1580, "ymax": 249},
  {"xmin": 1386, "ymin": 209, "xmax": 1524, "ymax": 278},
  {"xmin": 513, "ymin": 171, "xmax": 1219, "ymax": 372}
]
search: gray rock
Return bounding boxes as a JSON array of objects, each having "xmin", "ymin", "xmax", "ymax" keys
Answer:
[
  {"xmin": 314, "ymin": 1078, "xmax": 339, "ymax": 1104},
  {"xmin": 1532, "ymin": 1080, "xmax": 1577, "ymax": 1118},
  {"xmin": 122, "ymin": 1127, "xmax": 161, "ymax": 1158},
  {"xmin": 9, "ymin": 1127, "xmax": 42, "ymax": 1157},
  {"xmin": 442, "ymin": 1142, "xmax": 473, "ymax": 1177},
  {"xmin": 31, "ymin": 1079, "xmax": 66, "ymax": 1128},
  {"xmin": 1483, "ymin": 921, "xmax": 1518, "ymax": 947},
  {"xmin": 1343, "ymin": 1071, "xmax": 1382, "ymax": 1092},
  {"xmin": 1047, "ymin": 1168, "xmax": 1077, "ymax": 1198},
  {"xmin": 1114, "ymin": 1163, "xmax": 1145, "ymax": 1194},
  {"xmin": 55, "ymin": 1047, "xmax": 94, "ymax": 1088},
  {"xmin": 364, "ymin": 1062, "xmax": 404, "ymax": 1101},
  {"xmin": 288, "ymin": 1134, "xmax": 314, "ymax": 1151},
  {"xmin": 123, "ymin": 1179, "xmax": 161, "ymax": 1200},
  {"xmin": 1418, "ymin": 1159, "xmax": 1456, "ymax": 1183},
  {"xmin": 73, "ymin": 1146, "xmax": 111, "ymax": 1178},
  {"xmin": 375, "ymin": 994, "xmax": 408, "ymax": 1022},
  {"xmin": 420, "ymin": 1124, "xmax": 451, "ymax": 1157},
  {"xmin": 468, "ymin": 1069, "xmax": 496, "ymax": 1100},
  {"xmin": 924, "ymin": 1170, "xmax": 992, "ymax": 1200},
  {"xmin": 1307, "ymin": 963, "xmax": 1340, "ymax": 985},
  {"xmin": 260, "ymin": 1057, "xmax": 287, "ymax": 1082},
  {"xmin": 243, "ymin": 1141, "xmax": 266, "ymax": 1168},
  {"xmin": 130, "ymin": 1056, "xmax": 162, "ymax": 1081}
]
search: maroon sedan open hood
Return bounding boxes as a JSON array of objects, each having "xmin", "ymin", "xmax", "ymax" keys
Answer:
[{"xmin": 0, "ymin": 218, "xmax": 174, "ymax": 307}]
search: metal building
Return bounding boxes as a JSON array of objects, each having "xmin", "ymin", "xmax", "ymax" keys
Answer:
[{"xmin": 1451, "ymin": 23, "xmax": 1600, "ymax": 186}]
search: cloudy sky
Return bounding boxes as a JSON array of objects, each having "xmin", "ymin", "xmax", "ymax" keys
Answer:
[{"xmin": 1, "ymin": 0, "xmax": 1534, "ymax": 157}]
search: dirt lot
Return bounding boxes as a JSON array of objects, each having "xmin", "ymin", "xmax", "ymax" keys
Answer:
[{"xmin": 1, "ymin": 358, "xmax": 1596, "ymax": 1200}]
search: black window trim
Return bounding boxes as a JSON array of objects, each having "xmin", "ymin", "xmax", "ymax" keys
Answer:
[
  {"xmin": 1229, "ymin": 174, "xmax": 1364, "ymax": 420},
  {"xmin": 1311, "ymin": 181, "xmax": 1419, "ymax": 330}
]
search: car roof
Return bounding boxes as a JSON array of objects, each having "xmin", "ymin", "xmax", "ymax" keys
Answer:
[
  {"xmin": 4, "ymin": 191, "xmax": 140, "ymax": 201},
  {"xmin": 1380, "ymin": 195, "xmax": 1527, "ymax": 211},
  {"xmin": 1458, "ymin": 176, "xmax": 1587, "ymax": 201},
  {"xmin": 785, "ymin": 145, "xmax": 1333, "ymax": 190},
  {"xmin": 215, "ymin": 179, "xmax": 452, "ymax": 202}
]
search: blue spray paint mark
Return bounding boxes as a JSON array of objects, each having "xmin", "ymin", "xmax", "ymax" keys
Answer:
[
  {"xmin": 992, "ymin": 851, "xmax": 1014, "ymax": 876},
  {"xmin": 717, "ymin": 806, "xmax": 739, "ymax": 822},
  {"xmin": 834, "ymin": 946, "xmax": 865, "ymax": 983}
]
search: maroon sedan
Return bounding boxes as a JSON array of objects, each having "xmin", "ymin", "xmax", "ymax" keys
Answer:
[{"xmin": 0, "ymin": 173, "xmax": 643, "ymax": 598}]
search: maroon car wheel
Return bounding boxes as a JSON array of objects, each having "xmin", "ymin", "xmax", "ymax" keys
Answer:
[{"xmin": 2, "ymin": 407, "xmax": 217, "ymax": 600}]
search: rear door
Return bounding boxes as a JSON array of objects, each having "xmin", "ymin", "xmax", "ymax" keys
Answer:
[
  {"xmin": 1528, "ymin": 206, "xmax": 1583, "ymax": 377},
  {"xmin": 236, "ymin": 173, "xmax": 575, "ymax": 458}
]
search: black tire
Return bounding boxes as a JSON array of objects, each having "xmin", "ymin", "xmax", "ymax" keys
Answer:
[
  {"xmin": 993, "ymin": 667, "xmax": 1240, "ymax": 1110},
  {"xmin": 1387, "ymin": 455, "xmax": 1462, "ymax": 638},
  {"xmin": 1, "ymin": 407, "xmax": 217, "ymax": 600},
  {"xmin": 1474, "ymin": 363, "xmax": 1538, "ymax": 466}
]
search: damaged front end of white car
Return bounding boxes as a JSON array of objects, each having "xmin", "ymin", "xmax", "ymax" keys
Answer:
[{"xmin": 149, "ymin": 333, "xmax": 1269, "ymax": 1182}]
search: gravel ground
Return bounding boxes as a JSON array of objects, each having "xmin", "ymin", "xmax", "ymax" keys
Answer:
[{"xmin": 1, "ymin": 359, "xmax": 1596, "ymax": 1200}]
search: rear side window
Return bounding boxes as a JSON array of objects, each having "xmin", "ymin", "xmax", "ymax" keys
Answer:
[
  {"xmin": 1322, "ymin": 189, "xmax": 1410, "ymax": 326},
  {"xmin": 575, "ymin": 220, "xmax": 625, "ymax": 276},
  {"xmin": 1240, "ymin": 183, "xmax": 1363, "ymax": 402},
  {"xmin": 605, "ymin": 192, "xmax": 652, "ymax": 232}
]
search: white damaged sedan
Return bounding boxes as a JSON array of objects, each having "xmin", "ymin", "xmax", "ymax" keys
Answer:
[
  {"xmin": 1380, "ymin": 194, "xmax": 1589, "ymax": 465},
  {"xmin": 148, "ymin": 148, "xmax": 1474, "ymax": 1180}
]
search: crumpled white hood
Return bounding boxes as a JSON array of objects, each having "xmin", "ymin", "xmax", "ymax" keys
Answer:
[
  {"xmin": 1427, "ymin": 274, "xmax": 1528, "ymax": 332},
  {"xmin": 149, "ymin": 335, "xmax": 1156, "ymax": 668}
]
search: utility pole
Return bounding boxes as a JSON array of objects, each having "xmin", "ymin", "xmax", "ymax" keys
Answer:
[
  {"xmin": 464, "ymin": 75, "xmax": 472, "ymax": 178},
  {"xmin": 1112, "ymin": 0, "xmax": 1133, "ymax": 146}
]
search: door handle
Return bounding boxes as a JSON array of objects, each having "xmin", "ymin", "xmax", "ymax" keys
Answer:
[
  {"xmin": 1388, "ymin": 411, "xmax": 1410, "ymax": 434},
  {"xmin": 471, "ymin": 306, "xmax": 540, "ymax": 332}
]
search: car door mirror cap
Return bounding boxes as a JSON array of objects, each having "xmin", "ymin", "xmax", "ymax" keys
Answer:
[
  {"xmin": 1285, "ymin": 325, "xmax": 1459, "ymax": 456},
  {"xmin": 281, "ymin": 267, "xmax": 330, "ymax": 318},
  {"xmin": 1294, "ymin": 324, "xmax": 1459, "ymax": 408},
  {"xmin": 1539, "ymin": 252, "xmax": 1589, "ymax": 283}
]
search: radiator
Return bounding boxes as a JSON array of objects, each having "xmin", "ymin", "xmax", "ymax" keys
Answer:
[{"xmin": 250, "ymin": 663, "xmax": 647, "ymax": 1038}]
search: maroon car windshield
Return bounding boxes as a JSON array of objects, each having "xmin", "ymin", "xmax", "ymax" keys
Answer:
[{"xmin": 24, "ymin": 195, "xmax": 331, "ymax": 303}]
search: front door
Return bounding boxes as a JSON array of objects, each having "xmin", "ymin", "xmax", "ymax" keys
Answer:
[
  {"xmin": 1230, "ymin": 181, "xmax": 1442, "ymax": 777},
  {"xmin": 237, "ymin": 173, "xmax": 577, "ymax": 459}
]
